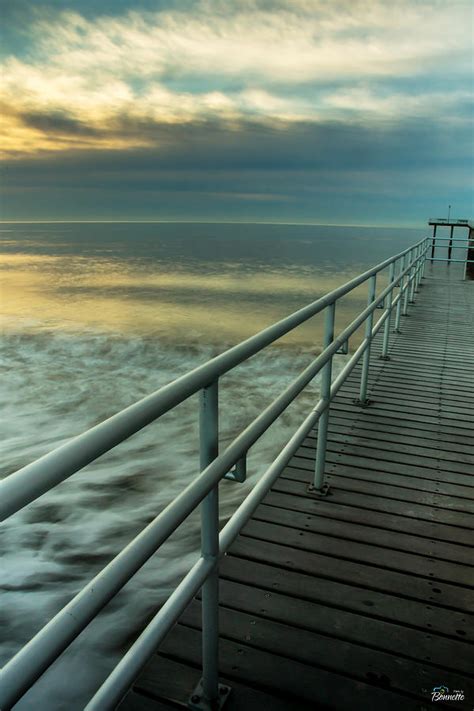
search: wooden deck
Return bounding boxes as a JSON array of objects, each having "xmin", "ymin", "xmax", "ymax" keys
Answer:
[{"xmin": 121, "ymin": 266, "xmax": 474, "ymax": 711}]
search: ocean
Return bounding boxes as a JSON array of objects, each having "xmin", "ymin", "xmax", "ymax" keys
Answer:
[{"xmin": 1, "ymin": 221, "xmax": 422, "ymax": 709}]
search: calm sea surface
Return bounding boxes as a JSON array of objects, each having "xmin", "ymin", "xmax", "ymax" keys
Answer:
[{"xmin": 1, "ymin": 222, "xmax": 422, "ymax": 709}]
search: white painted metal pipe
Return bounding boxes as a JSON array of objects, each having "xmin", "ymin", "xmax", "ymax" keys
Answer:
[
  {"xmin": 0, "ymin": 238, "xmax": 429, "ymax": 710},
  {"xmin": 0, "ymin": 240, "xmax": 427, "ymax": 522}
]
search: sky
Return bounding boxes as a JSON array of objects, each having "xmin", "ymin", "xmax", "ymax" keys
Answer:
[{"xmin": 1, "ymin": 0, "xmax": 473, "ymax": 225}]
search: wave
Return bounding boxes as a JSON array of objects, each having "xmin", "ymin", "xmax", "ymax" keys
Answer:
[{"xmin": 1, "ymin": 327, "xmax": 348, "ymax": 710}]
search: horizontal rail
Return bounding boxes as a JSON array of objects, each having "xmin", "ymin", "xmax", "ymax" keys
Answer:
[
  {"xmin": 83, "ymin": 311, "xmax": 393, "ymax": 711},
  {"xmin": 429, "ymin": 218, "xmax": 470, "ymax": 224},
  {"xmin": 0, "ymin": 237, "xmax": 427, "ymax": 522},
  {"xmin": 84, "ymin": 556, "xmax": 214, "ymax": 711},
  {"xmin": 0, "ymin": 236, "xmax": 429, "ymax": 710},
  {"xmin": 0, "ymin": 260, "xmax": 412, "ymax": 707},
  {"xmin": 428, "ymin": 258, "xmax": 474, "ymax": 264},
  {"xmin": 427, "ymin": 238, "xmax": 470, "ymax": 243}
]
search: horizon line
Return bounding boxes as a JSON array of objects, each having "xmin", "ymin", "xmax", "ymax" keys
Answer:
[{"xmin": 0, "ymin": 219, "xmax": 426, "ymax": 229}]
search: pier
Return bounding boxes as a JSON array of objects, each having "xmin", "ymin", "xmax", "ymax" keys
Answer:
[
  {"xmin": 1, "ymin": 227, "xmax": 473, "ymax": 711},
  {"xmin": 121, "ymin": 263, "xmax": 474, "ymax": 711},
  {"xmin": 428, "ymin": 217, "xmax": 474, "ymax": 279}
]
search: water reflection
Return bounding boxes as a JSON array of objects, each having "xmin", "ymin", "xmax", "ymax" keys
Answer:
[{"xmin": 0, "ymin": 222, "xmax": 418, "ymax": 347}]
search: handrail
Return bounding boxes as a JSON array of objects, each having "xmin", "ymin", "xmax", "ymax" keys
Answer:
[
  {"xmin": 428, "ymin": 225, "xmax": 473, "ymax": 268},
  {"xmin": 0, "ymin": 236, "xmax": 430, "ymax": 711},
  {"xmin": 0, "ymin": 237, "xmax": 427, "ymax": 522},
  {"xmin": 428, "ymin": 217, "xmax": 470, "ymax": 224},
  {"xmin": 85, "ymin": 316, "xmax": 389, "ymax": 711}
]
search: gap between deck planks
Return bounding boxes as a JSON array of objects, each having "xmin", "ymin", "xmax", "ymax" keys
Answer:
[{"xmin": 120, "ymin": 268, "xmax": 474, "ymax": 711}]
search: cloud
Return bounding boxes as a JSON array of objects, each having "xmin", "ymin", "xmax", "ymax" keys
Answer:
[
  {"xmin": 19, "ymin": 111, "xmax": 101, "ymax": 136},
  {"xmin": 1, "ymin": 1, "xmax": 472, "ymax": 157},
  {"xmin": 26, "ymin": 1, "xmax": 472, "ymax": 83},
  {"xmin": 1, "ymin": 1, "xmax": 472, "ymax": 222}
]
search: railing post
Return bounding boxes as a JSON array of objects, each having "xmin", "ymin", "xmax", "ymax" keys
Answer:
[
  {"xmin": 311, "ymin": 302, "xmax": 335, "ymax": 493},
  {"xmin": 448, "ymin": 225, "xmax": 454, "ymax": 261},
  {"xmin": 380, "ymin": 262, "xmax": 395, "ymax": 360},
  {"xmin": 421, "ymin": 240, "xmax": 427, "ymax": 279},
  {"xmin": 420, "ymin": 240, "xmax": 428, "ymax": 283},
  {"xmin": 415, "ymin": 244, "xmax": 423, "ymax": 288},
  {"xmin": 409, "ymin": 246, "xmax": 419, "ymax": 303},
  {"xmin": 191, "ymin": 381, "xmax": 230, "ymax": 710},
  {"xmin": 402, "ymin": 249, "xmax": 412, "ymax": 316},
  {"xmin": 357, "ymin": 274, "xmax": 377, "ymax": 406},
  {"xmin": 431, "ymin": 225, "xmax": 437, "ymax": 260},
  {"xmin": 394, "ymin": 254, "xmax": 405, "ymax": 332}
]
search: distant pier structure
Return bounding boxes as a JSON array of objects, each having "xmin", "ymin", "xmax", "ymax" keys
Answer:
[{"xmin": 429, "ymin": 217, "xmax": 474, "ymax": 279}]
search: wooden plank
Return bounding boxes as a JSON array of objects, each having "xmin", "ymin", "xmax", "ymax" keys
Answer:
[
  {"xmin": 333, "ymin": 385, "xmax": 474, "ymax": 413},
  {"xmin": 270, "ymin": 478, "xmax": 474, "ymax": 545},
  {"xmin": 230, "ymin": 536, "xmax": 474, "ymax": 613},
  {"xmin": 355, "ymin": 368, "xmax": 473, "ymax": 388},
  {"xmin": 350, "ymin": 360, "xmax": 474, "ymax": 384},
  {"xmin": 263, "ymin": 489, "xmax": 474, "ymax": 551},
  {"xmin": 307, "ymin": 426, "xmax": 474, "ymax": 464},
  {"xmin": 375, "ymin": 344, "xmax": 474, "ymax": 358},
  {"xmin": 342, "ymin": 380, "xmax": 474, "ymax": 407},
  {"xmin": 340, "ymin": 384, "xmax": 474, "ymax": 415},
  {"xmin": 253, "ymin": 502, "xmax": 474, "ymax": 566},
  {"xmin": 322, "ymin": 415, "xmax": 474, "ymax": 453},
  {"xmin": 353, "ymin": 370, "xmax": 474, "ymax": 392},
  {"xmin": 181, "ymin": 599, "xmax": 474, "ymax": 699},
  {"xmin": 303, "ymin": 436, "xmax": 474, "ymax": 477},
  {"xmin": 374, "ymin": 336, "xmax": 473, "ymax": 349},
  {"xmin": 333, "ymin": 395, "xmax": 474, "ymax": 425},
  {"xmin": 157, "ymin": 624, "xmax": 421, "ymax": 711},
  {"xmin": 385, "ymin": 344, "xmax": 474, "ymax": 359},
  {"xmin": 288, "ymin": 463, "xmax": 474, "ymax": 515},
  {"xmin": 320, "ymin": 449, "xmax": 474, "ymax": 485},
  {"xmin": 329, "ymin": 401, "xmax": 473, "ymax": 436},
  {"xmin": 120, "ymin": 691, "xmax": 180, "ymax": 711},
  {"xmin": 240, "ymin": 518, "xmax": 474, "ymax": 588},
  {"xmin": 131, "ymin": 655, "xmax": 302, "ymax": 711},
  {"xmin": 220, "ymin": 555, "xmax": 473, "ymax": 637},
  {"xmin": 300, "ymin": 445, "xmax": 474, "ymax": 490},
  {"xmin": 344, "ymin": 371, "xmax": 474, "ymax": 399},
  {"xmin": 291, "ymin": 457, "xmax": 474, "ymax": 497},
  {"xmin": 339, "ymin": 379, "xmax": 474, "ymax": 407},
  {"xmin": 344, "ymin": 379, "xmax": 474, "ymax": 405},
  {"xmin": 278, "ymin": 467, "xmax": 474, "ymax": 527}
]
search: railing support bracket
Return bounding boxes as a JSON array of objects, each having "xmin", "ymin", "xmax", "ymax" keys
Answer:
[
  {"xmin": 188, "ymin": 679, "xmax": 231, "ymax": 711},
  {"xmin": 224, "ymin": 456, "xmax": 247, "ymax": 483},
  {"xmin": 379, "ymin": 355, "xmax": 391, "ymax": 361},
  {"xmin": 307, "ymin": 483, "xmax": 330, "ymax": 497}
]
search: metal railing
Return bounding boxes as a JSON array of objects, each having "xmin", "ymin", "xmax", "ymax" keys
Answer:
[
  {"xmin": 1, "ymin": 236, "xmax": 431, "ymax": 711},
  {"xmin": 428, "ymin": 218, "xmax": 470, "ymax": 225},
  {"xmin": 429, "ymin": 234, "xmax": 473, "ymax": 270}
]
